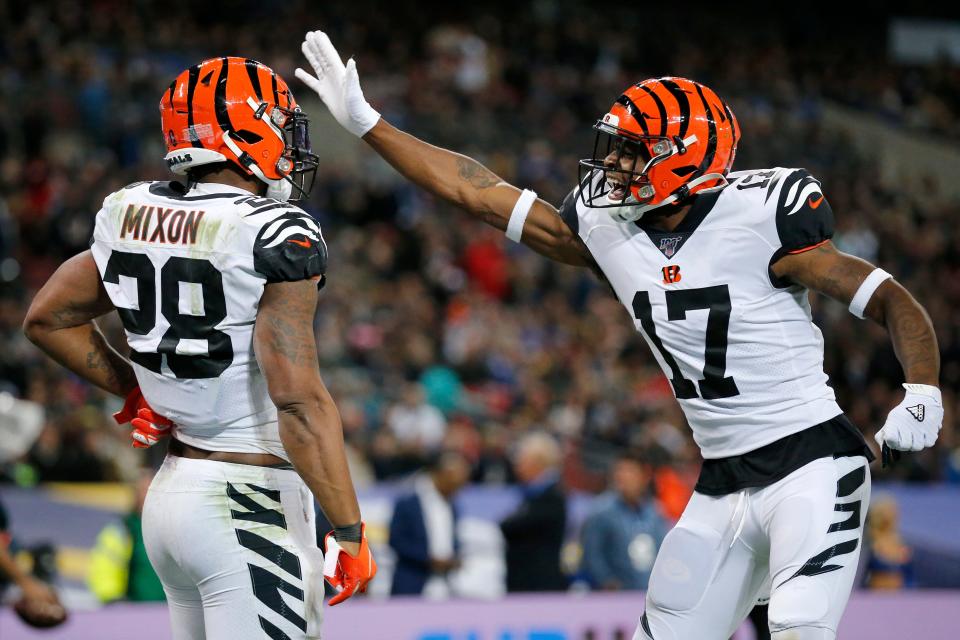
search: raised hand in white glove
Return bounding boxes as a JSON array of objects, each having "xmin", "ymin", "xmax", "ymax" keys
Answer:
[
  {"xmin": 295, "ymin": 31, "xmax": 381, "ymax": 138},
  {"xmin": 874, "ymin": 384, "xmax": 943, "ymax": 463}
]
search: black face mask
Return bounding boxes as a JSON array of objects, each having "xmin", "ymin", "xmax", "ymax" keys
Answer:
[
  {"xmin": 577, "ymin": 121, "xmax": 678, "ymax": 209},
  {"xmin": 278, "ymin": 106, "xmax": 320, "ymax": 202}
]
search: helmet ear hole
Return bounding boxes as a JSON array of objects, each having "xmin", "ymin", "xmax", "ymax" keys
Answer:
[
  {"xmin": 233, "ymin": 129, "xmax": 264, "ymax": 144},
  {"xmin": 671, "ymin": 165, "xmax": 698, "ymax": 177}
]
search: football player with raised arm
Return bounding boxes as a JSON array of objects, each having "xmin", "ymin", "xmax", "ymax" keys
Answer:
[
  {"xmin": 24, "ymin": 57, "xmax": 375, "ymax": 639},
  {"xmin": 296, "ymin": 31, "xmax": 941, "ymax": 640}
]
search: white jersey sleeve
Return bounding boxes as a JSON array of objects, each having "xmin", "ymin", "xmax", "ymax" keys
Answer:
[
  {"xmin": 561, "ymin": 169, "xmax": 842, "ymax": 458},
  {"xmin": 90, "ymin": 181, "xmax": 328, "ymax": 460}
]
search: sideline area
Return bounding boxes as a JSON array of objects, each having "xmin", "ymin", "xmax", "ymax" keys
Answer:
[{"xmin": 2, "ymin": 591, "xmax": 959, "ymax": 639}]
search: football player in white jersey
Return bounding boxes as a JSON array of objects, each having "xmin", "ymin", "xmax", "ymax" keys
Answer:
[
  {"xmin": 24, "ymin": 57, "xmax": 376, "ymax": 639},
  {"xmin": 296, "ymin": 32, "xmax": 942, "ymax": 639}
]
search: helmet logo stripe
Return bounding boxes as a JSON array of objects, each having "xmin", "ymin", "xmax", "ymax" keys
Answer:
[
  {"xmin": 637, "ymin": 84, "xmax": 669, "ymax": 136},
  {"xmin": 694, "ymin": 84, "xmax": 718, "ymax": 179},
  {"xmin": 615, "ymin": 94, "xmax": 650, "ymax": 136},
  {"xmin": 186, "ymin": 64, "xmax": 203, "ymax": 148},
  {"xmin": 166, "ymin": 80, "xmax": 176, "ymax": 109},
  {"xmin": 214, "ymin": 57, "xmax": 234, "ymax": 136},
  {"xmin": 244, "ymin": 59, "xmax": 265, "ymax": 101},
  {"xmin": 720, "ymin": 99, "xmax": 738, "ymax": 174},
  {"xmin": 660, "ymin": 79, "xmax": 691, "ymax": 140}
]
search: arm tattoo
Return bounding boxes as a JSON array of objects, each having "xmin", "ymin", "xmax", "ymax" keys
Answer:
[
  {"xmin": 785, "ymin": 244, "xmax": 939, "ymax": 385},
  {"xmin": 456, "ymin": 157, "xmax": 500, "ymax": 189},
  {"xmin": 263, "ymin": 291, "xmax": 318, "ymax": 367},
  {"xmin": 85, "ymin": 328, "xmax": 137, "ymax": 393},
  {"xmin": 877, "ymin": 284, "xmax": 940, "ymax": 385},
  {"xmin": 51, "ymin": 300, "xmax": 97, "ymax": 330},
  {"xmin": 790, "ymin": 244, "xmax": 863, "ymax": 302}
]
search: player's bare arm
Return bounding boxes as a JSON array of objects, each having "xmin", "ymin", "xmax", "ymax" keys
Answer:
[
  {"xmin": 773, "ymin": 240, "xmax": 942, "ymax": 455},
  {"xmin": 772, "ymin": 241, "xmax": 939, "ymax": 385},
  {"xmin": 363, "ymin": 121, "xmax": 590, "ymax": 265},
  {"xmin": 23, "ymin": 250, "xmax": 138, "ymax": 396},
  {"xmin": 254, "ymin": 279, "xmax": 363, "ymax": 552},
  {"xmin": 295, "ymin": 30, "xmax": 590, "ymax": 267}
]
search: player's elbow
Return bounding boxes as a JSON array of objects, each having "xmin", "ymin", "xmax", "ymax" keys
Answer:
[
  {"xmin": 22, "ymin": 301, "xmax": 53, "ymax": 345},
  {"xmin": 273, "ymin": 389, "xmax": 341, "ymax": 433},
  {"xmin": 870, "ymin": 278, "xmax": 925, "ymax": 327}
]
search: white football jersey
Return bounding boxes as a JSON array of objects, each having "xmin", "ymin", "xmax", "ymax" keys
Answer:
[
  {"xmin": 561, "ymin": 168, "xmax": 843, "ymax": 458},
  {"xmin": 90, "ymin": 181, "xmax": 327, "ymax": 460}
]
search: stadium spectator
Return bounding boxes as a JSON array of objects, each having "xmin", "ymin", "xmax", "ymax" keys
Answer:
[
  {"xmin": 863, "ymin": 495, "xmax": 916, "ymax": 590},
  {"xmin": 500, "ymin": 432, "xmax": 568, "ymax": 592},
  {"xmin": 580, "ymin": 452, "xmax": 668, "ymax": 591},
  {"xmin": 386, "ymin": 382, "xmax": 448, "ymax": 454},
  {"xmin": 389, "ymin": 451, "xmax": 471, "ymax": 597},
  {"xmin": 86, "ymin": 468, "xmax": 164, "ymax": 602}
]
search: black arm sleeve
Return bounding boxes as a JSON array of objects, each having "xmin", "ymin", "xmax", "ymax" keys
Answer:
[
  {"xmin": 774, "ymin": 169, "xmax": 834, "ymax": 253},
  {"xmin": 253, "ymin": 211, "xmax": 328, "ymax": 286},
  {"xmin": 557, "ymin": 187, "xmax": 606, "ymax": 279},
  {"xmin": 557, "ymin": 188, "xmax": 582, "ymax": 236}
]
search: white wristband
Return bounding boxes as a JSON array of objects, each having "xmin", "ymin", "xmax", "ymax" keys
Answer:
[
  {"xmin": 902, "ymin": 383, "xmax": 941, "ymax": 403},
  {"xmin": 848, "ymin": 268, "xmax": 892, "ymax": 319},
  {"xmin": 505, "ymin": 189, "xmax": 538, "ymax": 243}
]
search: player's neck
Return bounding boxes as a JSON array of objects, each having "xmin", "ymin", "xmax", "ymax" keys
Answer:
[
  {"xmin": 193, "ymin": 166, "xmax": 264, "ymax": 196},
  {"xmin": 643, "ymin": 203, "xmax": 693, "ymax": 233}
]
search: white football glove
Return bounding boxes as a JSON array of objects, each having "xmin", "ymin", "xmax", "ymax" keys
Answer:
[
  {"xmin": 295, "ymin": 31, "xmax": 381, "ymax": 138},
  {"xmin": 874, "ymin": 384, "xmax": 943, "ymax": 458}
]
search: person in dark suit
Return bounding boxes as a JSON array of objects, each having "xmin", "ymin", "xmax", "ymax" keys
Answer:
[
  {"xmin": 389, "ymin": 451, "xmax": 471, "ymax": 596},
  {"xmin": 500, "ymin": 432, "xmax": 568, "ymax": 592}
]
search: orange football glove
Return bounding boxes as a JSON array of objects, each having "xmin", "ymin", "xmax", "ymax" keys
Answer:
[
  {"xmin": 113, "ymin": 387, "xmax": 173, "ymax": 449},
  {"xmin": 323, "ymin": 523, "xmax": 377, "ymax": 605}
]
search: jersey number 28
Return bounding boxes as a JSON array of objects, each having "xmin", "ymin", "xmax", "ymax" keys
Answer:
[
  {"xmin": 633, "ymin": 285, "xmax": 740, "ymax": 400},
  {"xmin": 103, "ymin": 250, "xmax": 234, "ymax": 379}
]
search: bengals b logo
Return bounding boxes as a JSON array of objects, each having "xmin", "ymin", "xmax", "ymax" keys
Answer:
[{"xmin": 662, "ymin": 265, "xmax": 681, "ymax": 284}]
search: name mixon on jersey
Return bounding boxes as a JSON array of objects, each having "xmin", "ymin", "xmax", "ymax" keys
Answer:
[{"xmin": 119, "ymin": 204, "xmax": 205, "ymax": 244}]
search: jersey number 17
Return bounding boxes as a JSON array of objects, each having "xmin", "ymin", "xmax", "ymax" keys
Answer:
[{"xmin": 633, "ymin": 284, "xmax": 740, "ymax": 400}]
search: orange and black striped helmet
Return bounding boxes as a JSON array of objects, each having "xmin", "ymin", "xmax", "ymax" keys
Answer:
[
  {"xmin": 578, "ymin": 77, "xmax": 740, "ymax": 222},
  {"xmin": 160, "ymin": 57, "xmax": 319, "ymax": 201}
]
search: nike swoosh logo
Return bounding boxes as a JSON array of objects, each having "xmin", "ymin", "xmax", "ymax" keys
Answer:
[
  {"xmin": 808, "ymin": 194, "xmax": 824, "ymax": 209},
  {"xmin": 288, "ymin": 237, "xmax": 312, "ymax": 248}
]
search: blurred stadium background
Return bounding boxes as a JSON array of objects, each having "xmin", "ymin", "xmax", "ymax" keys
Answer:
[{"xmin": 1, "ymin": 1, "xmax": 959, "ymax": 638}]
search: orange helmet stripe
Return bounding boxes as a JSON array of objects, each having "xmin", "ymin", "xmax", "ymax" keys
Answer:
[
  {"xmin": 185, "ymin": 64, "xmax": 204, "ymax": 148},
  {"xmin": 213, "ymin": 57, "xmax": 234, "ymax": 139},
  {"xmin": 659, "ymin": 78, "xmax": 691, "ymax": 140},
  {"xmin": 719, "ymin": 98, "xmax": 738, "ymax": 174},
  {"xmin": 692, "ymin": 83, "xmax": 718, "ymax": 178},
  {"xmin": 270, "ymin": 71, "xmax": 279, "ymax": 108},
  {"xmin": 636, "ymin": 83, "xmax": 668, "ymax": 136},
  {"xmin": 614, "ymin": 94, "xmax": 648, "ymax": 135},
  {"xmin": 244, "ymin": 58, "xmax": 265, "ymax": 102},
  {"xmin": 193, "ymin": 58, "xmax": 226, "ymax": 146}
]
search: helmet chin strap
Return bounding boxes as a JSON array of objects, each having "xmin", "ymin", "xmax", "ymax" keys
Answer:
[
  {"xmin": 266, "ymin": 179, "xmax": 293, "ymax": 202},
  {"xmin": 221, "ymin": 132, "xmax": 292, "ymax": 202},
  {"xmin": 607, "ymin": 172, "xmax": 729, "ymax": 223}
]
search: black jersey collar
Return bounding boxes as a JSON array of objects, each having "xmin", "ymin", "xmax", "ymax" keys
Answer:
[{"xmin": 637, "ymin": 189, "xmax": 722, "ymax": 259}]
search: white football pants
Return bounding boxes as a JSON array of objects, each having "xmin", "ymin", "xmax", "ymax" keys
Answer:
[
  {"xmin": 635, "ymin": 455, "xmax": 871, "ymax": 640},
  {"xmin": 142, "ymin": 456, "xmax": 324, "ymax": 639}
]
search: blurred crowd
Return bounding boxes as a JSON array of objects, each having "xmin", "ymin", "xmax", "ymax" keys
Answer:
[{"xmin": 0, "ymin": 0, "xmax": 958, "ymax": 500}]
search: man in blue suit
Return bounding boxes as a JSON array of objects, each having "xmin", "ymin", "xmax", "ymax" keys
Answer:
[
  {"xmin": 389, "ymin": 451, "xmax": 471, "ymax": 596},
  {"xmin": 581, "ymin": 452, "xmax": 669, "ymax": 591}
]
